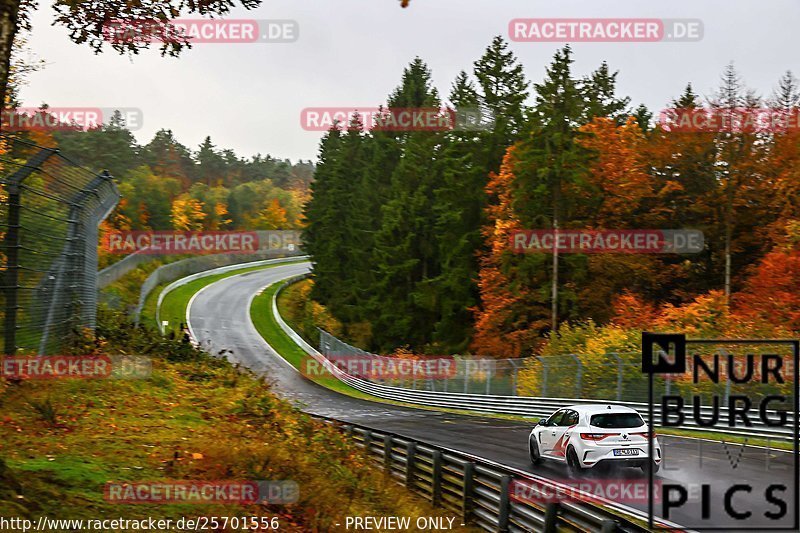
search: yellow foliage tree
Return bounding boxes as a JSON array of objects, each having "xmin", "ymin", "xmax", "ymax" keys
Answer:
[{"xmin": 170, "ymin": 196, "xmax": 206, "ymax": 231}]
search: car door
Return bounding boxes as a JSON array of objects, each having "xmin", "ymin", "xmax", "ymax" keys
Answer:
[
  {"xmin": 550, "ymin": 409, "xmax": 580, "ymax": 459},
  {"xmin": 538, "ymin": 409, "xmax": 567, "ymax": 455}
]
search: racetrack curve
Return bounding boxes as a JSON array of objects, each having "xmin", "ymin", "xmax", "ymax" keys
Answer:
[{"xmin": 187, "ymin": 262, "xmax": 797, "ymax": 531}]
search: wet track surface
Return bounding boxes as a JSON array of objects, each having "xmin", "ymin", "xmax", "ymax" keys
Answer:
[{"xmin": 188, "ymin": 263, "xmax": 797, "ymax": 531}]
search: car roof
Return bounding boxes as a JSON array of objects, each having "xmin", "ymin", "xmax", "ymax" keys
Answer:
[{"xmin": 561, "ymin": 404, "xmax": 641, "ymax": 415}]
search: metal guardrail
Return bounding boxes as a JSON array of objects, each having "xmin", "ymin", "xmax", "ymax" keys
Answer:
[
  {"xmin": 313, "ymin": 414, "xmax": 651, "ymax": 533},
  {"xmin": 155, "ymin": 255, "xmax": 309, "ymax": 334},
  {"xmin": 273, "ymin": 273, "xmax": 794, "ymax": 441},
  {"xmin": 130, "ymin": 248, "xmax": 305, "ymax": 325},
  {"xmin": 98, "ymin": 230, "xmax": 304, "ymax": 290}
]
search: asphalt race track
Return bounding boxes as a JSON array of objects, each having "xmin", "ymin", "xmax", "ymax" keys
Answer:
[{"xmin": 187, "ymin": 262, "xmax": 797, "ymax": 531}]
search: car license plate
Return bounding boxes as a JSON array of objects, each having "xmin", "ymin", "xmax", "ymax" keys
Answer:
[{"xmin": 613, "ymin": 448, "xmax": 639, "ymax": 456}]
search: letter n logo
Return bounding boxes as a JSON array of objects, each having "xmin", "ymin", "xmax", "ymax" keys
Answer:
[{"xmin": 642, "ymin": 332, "xmax": 686, "ymax": 374}]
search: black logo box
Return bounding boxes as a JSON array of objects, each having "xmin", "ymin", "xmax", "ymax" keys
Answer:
[{"xmin": 642, "ymin": 333, "xmax": 799, "ymax": 531}]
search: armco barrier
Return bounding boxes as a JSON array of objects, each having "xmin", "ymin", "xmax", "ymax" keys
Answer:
[
  {"xmin": 155, "ymin": 255, "xmax": 308, "ymax": 334},
  {"xmin": 132, "ymin": 249, "xmax": 305, "ymax": 325},
  {"xmin": 273, "ymin": 273, "xmax": 795, "ymax": 441},
  {"xmin": 313, "ymin": 414, "xmax": 663, "ymax": 532}
]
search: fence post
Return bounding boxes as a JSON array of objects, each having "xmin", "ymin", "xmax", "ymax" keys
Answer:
[
  {"xmin": 383, "ymin": 435, "xmax": 393, "ymax": 470},
  {"xmin": 3, "ymin": 148, "xmax": 55, "ymax": 355},
  {"xmin": 461, "ymin": 462, "xmax": 474, "ymax": 524},
  {"xmin": 498, "ymin": 475, "xmax": 510, "ymax": 532},
  {"xmin": 431, "ymin": 450, "xmax": 442, "ymax": 505},
  {"xmin": 543, "ymin": 502, "xmax": 560, "ymax": 533},
  {"xmin": 570, "ymin": 353, "xmax": 583, "ymax": 397},
  {"xmin": 405, "ymin": 441, "xmax": 416, "ymax": 488},
  {"xmin": 610, "ymin": 353, "xmax": 623, "ymax": 401},
  {"xmin": 464, "ymin": 359, "xmax": 470, "ymax": 393},
  {"xmin": 535, "ymin": 356, "xmax": 548, "ymax": 396}
]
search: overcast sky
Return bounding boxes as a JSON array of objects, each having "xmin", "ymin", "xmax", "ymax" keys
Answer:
[{"xmin": 19, "ymin": 0, "xmax": 800, "ymax": 162}]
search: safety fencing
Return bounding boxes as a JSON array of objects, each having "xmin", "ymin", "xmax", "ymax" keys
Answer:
[
  {"xmin": 313, "ymin": 414, "xmax": 660, "ymax": 532},
  {"xmin": 98, "ymin": 230, "xmax": 303, "ymax": 290},
  {"xmin": 273, "ymin": 273, "xmax": 795, "ymax": 441},
  {"xmin": 0, "ymin": 135, "xmax": 119, "ymax": 354}
]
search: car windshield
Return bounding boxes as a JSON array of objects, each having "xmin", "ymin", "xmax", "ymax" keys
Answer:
[{"xmin": 590, "ymin": 413, "xmax": 645, "ymax": 429}]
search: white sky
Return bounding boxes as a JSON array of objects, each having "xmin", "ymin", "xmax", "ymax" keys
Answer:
[{"xmin": 19, "ymin": 0, "xmax": 800, "ymax": 162}]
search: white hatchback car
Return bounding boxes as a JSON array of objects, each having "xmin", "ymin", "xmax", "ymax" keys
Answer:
[{"xmin": 528, "ymin": 405, "xmax": 662, "ymax": 474}]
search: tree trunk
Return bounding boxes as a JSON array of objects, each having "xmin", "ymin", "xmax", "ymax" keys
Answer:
[{"xmin": 0, "ymin": 0, "xmax": 21, "ymax": 131}]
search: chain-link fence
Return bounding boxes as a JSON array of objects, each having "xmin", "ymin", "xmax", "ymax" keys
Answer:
[
  {"xmin": 98, "ymin": 230, "xmax": 303, "ymax": 291},
  {"xmin": 0, "ymin": 135, "xmax": 119, "ymax": 355},
  {"xmin": 318, "ymin": 330, "xmax": 693, "ymax": 403}
]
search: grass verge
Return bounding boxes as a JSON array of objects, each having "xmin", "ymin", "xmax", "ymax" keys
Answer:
[{"xmin": 0, "ymin": 308, "xmax": 474, "ymax": 531}]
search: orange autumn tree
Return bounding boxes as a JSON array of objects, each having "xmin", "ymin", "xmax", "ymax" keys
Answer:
[
  {"xmin": 576, "ymin": 116, "xmax": 652, "ymax": 225},
  {"xmin": 571, "ymin": 116, "xmax": 665, "ymax": 322},
  {"xmin": 259, "ymin": 198, "xmax": 288, "ymax": 229},
  {"xmin": 733, "ymin": 223, "xmax": 800, "ymax": 334},
  {"xmin": 471, "ymin": 147, "xmax": 543, "ymax": 357}
]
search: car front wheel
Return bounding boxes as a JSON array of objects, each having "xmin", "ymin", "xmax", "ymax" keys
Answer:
[{"xmin": 529, "ymin": 437, "xmax": 542, "ymax": 466}]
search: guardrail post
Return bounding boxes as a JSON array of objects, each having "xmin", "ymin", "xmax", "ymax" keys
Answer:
[
  {"xmin": 498, "ymin": 475, "xmax": 510, "ymax": 532},
  {"xmin": 543, "ymin": 502, "xmax": 560, "ymax": 533},
  {"xmin": 461, "ymin": 462, "xmax": 474, "ymax": 524},
  {"xmin": 383, "ymin": 435, "xmax": 393, "ymax": 470},
  {"xmin": 364, "ymin": 430, "xmax": 372, "ymax": 453},
  {"xmin": 345, "ymin": 424, "xmax": 353, "ymax": 439},
  {"xmin": 405, "ymin": 441, "xmax": 416, "ymax": 488},
  {"xmin": 600, "ymin": 519, "xmax": 619, "ymax": 532},
  {"xmin": 431, "ymin": 450, "xmax": 442, "ymax": 505}
]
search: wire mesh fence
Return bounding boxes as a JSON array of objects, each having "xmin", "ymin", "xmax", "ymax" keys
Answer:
[
  {"xmin": 0, "ymin": 135, "xmax": 119, "ymax": 355},
  {"xmin": 318, "ymin": 330, "xmax": 692, "ymax": 403}
]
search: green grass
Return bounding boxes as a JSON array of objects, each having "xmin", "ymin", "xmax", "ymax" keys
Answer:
[
  {"xmin": 0, "ymin": 311, "xmax": 473, "ymax": 530},
  {"xmin": 156, "ymin": 260, "xmax": 306, "ymax": 336},
  {"xmin": 250, "ymin": 284, "xmax": 376, "ymax": 399}
]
